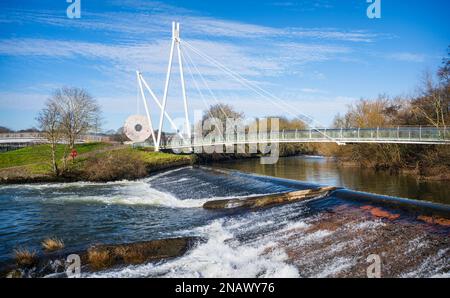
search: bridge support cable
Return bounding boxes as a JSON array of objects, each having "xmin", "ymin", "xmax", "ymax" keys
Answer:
[
  {"xmin": 182, "ymin": 46, "xmax": 227, "ymax": 138},
  {"xmin": 181, "ymin": 45, "xmax": 232, "ymax": 121},
  {"xmin": 182, "ymin": 41, "xmax": 339, "ymax": 144},
  {"xmin": 183, "ymin": 41, "xmax": 334, "ymax": 141},
  {"xmin": 181, "ymin": 45, "xmax": 233, "ymax": 135}
]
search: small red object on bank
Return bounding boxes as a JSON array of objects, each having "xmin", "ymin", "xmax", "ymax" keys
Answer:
[{"xmin": 70, "ymin": 149, "xmax": 78, "ymax": 159}]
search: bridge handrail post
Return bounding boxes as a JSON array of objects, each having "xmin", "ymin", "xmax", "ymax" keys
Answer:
[
  {"xmin": 419, "ymin": 126, "xmax": 422, "ymax": 140},
  {"xmin": 340, "ymin": 127, "xmax": 343, "ymax": 139},
  {"xmin": 309, "ymin": 129, "xmax": 312, "ymax": 139},
  {"xmin": 357, "ymin": 127, "xmax": 360, "ymax": 138},
  {"xmin": 376, "ymin": 127, "xmax": 379, "ymax": 139},
  {"xmin": 397, "ymin": 126, "xmax": 400, "ymax": 139}
]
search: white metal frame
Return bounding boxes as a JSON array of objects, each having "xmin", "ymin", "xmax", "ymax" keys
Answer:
[{"xmin": 137, "ymin": 21, "xmax": 191, "ymax": 151}]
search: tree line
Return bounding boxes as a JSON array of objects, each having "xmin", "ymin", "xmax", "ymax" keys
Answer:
[{"xmin": 320, "ymin": 46, "xmax": 449, "ymax": 178}]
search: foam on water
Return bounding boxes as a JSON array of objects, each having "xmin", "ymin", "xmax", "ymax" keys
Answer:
[
  {"xmin": 0, "ymin": 179, "xmax": 137, "ymax": 190},
  {"xmin": 87, "ymin": 219, "xmax": 300, "ymax": 278},
  {"xmin": 401, "ymin": 248, "xmax": 450, "ymax": 278},
  {"xmin": 3, "ymin": 178, "xmax": 209, "ymax": 208}
]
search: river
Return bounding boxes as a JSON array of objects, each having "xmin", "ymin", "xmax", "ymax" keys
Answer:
[
  {"xmin": 0, "ymin": 156, "xmax": 448, "ymax": 277},
  {"xmin": 211, "ymin": 156, "xmax": 450, "ymax": 205}
]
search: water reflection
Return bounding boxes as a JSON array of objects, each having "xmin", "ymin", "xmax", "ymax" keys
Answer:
[{"xmin": 211, "ymin": 156, "xmax": 450, "ymax": 205}]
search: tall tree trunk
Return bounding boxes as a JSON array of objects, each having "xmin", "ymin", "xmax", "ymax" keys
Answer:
[{"xmin": 50, "ymin": 141, "xmax": 59, "ymax": 176}]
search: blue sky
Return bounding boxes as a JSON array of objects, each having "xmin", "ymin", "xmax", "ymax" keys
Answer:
[{"xmin": 0, "ymin": 0, "xmax": 449, "ymax": 131}]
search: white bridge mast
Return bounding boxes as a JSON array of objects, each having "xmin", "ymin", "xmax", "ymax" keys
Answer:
[{"xmin": 137, "ymin": 21, "xmax": 191, "ymax": 152}]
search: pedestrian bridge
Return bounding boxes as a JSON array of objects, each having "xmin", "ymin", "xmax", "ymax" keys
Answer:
[
  {"xmin": 164, "ymin": 127, "xmax": 450, "ymax": 150},
  {"xmin": 125, "ymin": 23, "xmax": 450, "ymax": 152}
]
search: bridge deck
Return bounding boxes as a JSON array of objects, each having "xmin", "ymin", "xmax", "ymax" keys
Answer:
[
  {"xmin": 1, "ymin": 127, "xmax": 448, "ymax": 150},
  {"xmin": 163, "ymin": 127, "xmax": 450, "ymax": 149}
]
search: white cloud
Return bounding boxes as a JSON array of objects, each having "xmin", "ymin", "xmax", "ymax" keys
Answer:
[
  {"xmin": 387, "ymin": 52, "xmax": 426, "ymax": 63},
  {"xmin": 300, "ymin": 88, "xmax": 327, "ymax": 94},
  {"xmin": 0, "ymin": 37, "xmax": 351, "ymax": 81}
]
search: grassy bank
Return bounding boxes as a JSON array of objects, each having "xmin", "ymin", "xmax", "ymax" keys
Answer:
[
  {"xmin": 0, "ymin": 143, "xmax": 110, "ymax": 172},
  {"xmin": 0, "ymin": 144, "xmax": 192, "ymax": 183}
]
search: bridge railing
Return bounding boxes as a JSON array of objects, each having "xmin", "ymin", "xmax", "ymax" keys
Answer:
[
  {"xmin": 279, "ymin": 127, "xmax": 449, "ymax": 141},
  {"xmin": 0, "ymin": 132, "xmax": 45, "ymax": 139},
  {"xmin": 0, "ymin": 133, "xmax": 112, "ymax": 142},
  {"xmin": 165, "ymin": 126, "xmax": 449, "ymax": 148}
]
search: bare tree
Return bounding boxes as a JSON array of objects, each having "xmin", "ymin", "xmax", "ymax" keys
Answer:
[
  {"xmin": 36, "ymin": 99, "xmax": 62, "ymax": 176},
  {"xmin": 201, "ymin": 103, "xmax": 244, "ymax": 137},
  {"xmin": 37, "ymin": 87, "xmax": 102, "ymax": 175},
  {"xmin": 412, "ymin": 72, "xmax": 447, "ymax": 130},
  {"xmin": 202, "ymin": 103, "xmax": 244, "ymax": 123},
  {"xmin": 54, "ymin": 87, "xmax": 101, "ymax": 149}
]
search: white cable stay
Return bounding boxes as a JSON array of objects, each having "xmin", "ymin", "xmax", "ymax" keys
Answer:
[
  {"xmin": 182, "ymin": 47, "xmax": 225, "ymax": 137},
  {"xmin": 130, "ymin": 22, "xmax": 450, "ymax": 150},
  {"xmin": 182, "ymin": 40, "xmax": 338, "ymax": 143}
]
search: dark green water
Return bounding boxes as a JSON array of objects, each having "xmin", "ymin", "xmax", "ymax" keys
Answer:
[{"xmin": 211, "ymin": 156, "xmax": 450, "ymax": 205}]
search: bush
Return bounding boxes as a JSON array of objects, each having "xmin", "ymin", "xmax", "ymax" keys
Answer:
[
  {"xmin": 14, "ymin": 248, "xmax": 37, "ymax": 268},
  {"xmin": 42, "ymin": 237, "xmax": 65, "ymax": 252},
  {"xmin": 82, "ymin": 150, "xmax": 147, "ymax": 181}
]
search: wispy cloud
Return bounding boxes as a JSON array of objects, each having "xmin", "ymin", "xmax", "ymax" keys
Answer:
[
  {"xmin": 300, "ymin": 88, "xmax": 327, "ymax": 94},
  {"xmin": 0, "ymin": 37, "xmax": 352, "ymax": 79},
  {"xmin": 0, "ymin": 4, "xmax": 384, "ymax": 43},
  {"xmin": 269, "ymin": 0, "xmax": 334, "ymax": 11},
  {"xmin": 387, "ymin": 52, "xmax": 426, "ymax": 63}
]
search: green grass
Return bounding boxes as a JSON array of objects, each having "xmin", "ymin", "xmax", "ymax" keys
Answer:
[
  {"xmin": 0, "ymin": 142, "xmax": 111, "ymax": 171},
  {"xmin": 0, "ymin": 144, "xmax": 192, "ymax": 180},
  {"xmin": 135, "ymin": 149, "xmax": 192, "ymax": 166},
  {"xmin": 84, "ymin": 147, "xmax": 191, "ymax": 167}
]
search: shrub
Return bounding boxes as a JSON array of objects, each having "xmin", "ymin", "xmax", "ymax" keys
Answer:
[
  {"xmin": 42, "ymin": 237, "xmax": 65, "ymax": 251},
  {"xmin": 14, "ymin": 248, "xmax": 37, "ymax": 268},
  {"xmin": 82, "ymin": 150, "xmax": 147, "ymax": 181}
]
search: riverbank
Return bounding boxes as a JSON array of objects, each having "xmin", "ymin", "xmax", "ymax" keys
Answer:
[
  {"xmin": 0, "ymin": 144, "xmax": 193, "ymax": 184},
  {"xmin": 1, "ymin": 143, "xmax": 448, "ymax": 185}
]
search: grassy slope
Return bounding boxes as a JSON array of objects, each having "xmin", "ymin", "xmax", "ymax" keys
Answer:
[
  {"xmin": 74, "ymin": 147, "xmax": 191, "ymax": 171},
  {"xmin": 0, "ymin": 143, "xmax": 111, "ymax": 174},
  {"xmin": 0, "ymin": 144, "xmax": 192, "ymax": 181},
  {"xmin": 134, "ymin": 149, "xmax": 192, "ymax": 168}
]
